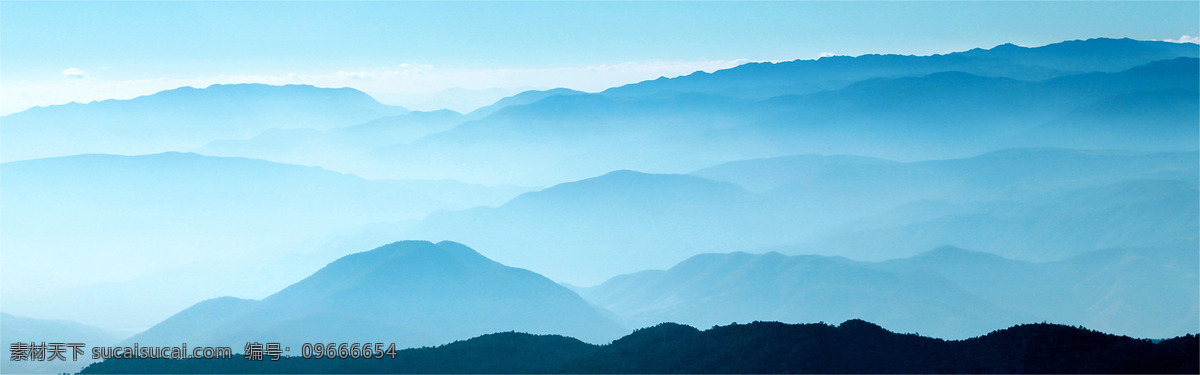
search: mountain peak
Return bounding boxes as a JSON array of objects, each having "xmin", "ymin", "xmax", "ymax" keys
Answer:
[
  {"xmin": 324, "ymin": 240, "xmax": 497, "ymax": 275},
  {"xmin": 467, "ymin": 87, "xmax": 589, "ymax": 119},
  {"xmin": 128, "ymin": 240, "xmax": 626, "ymax": 348},
  {"xmin": 136, "ymin": 83, "xmax": 386, "ymax": 105},
  {"xmin": 498, "ymin": 170, "xmax": 758, "ymax": 219},
  {"xmin": 905, "ymin": 246, "xmax": 1016, "ymax": 266},
  {"xmin": 524, "ymin": 170, "xmax": 746, "ymax": 201},
  {"xmin": 599, "ymin": 169, "xmax": 649, "ymax": 179},
  {"xmin": 837, "ymin": 319, "xmax": 891, "ymax": 335},
  {"xmin": 2, "ymin": 83, "xmax": 408, "ymax": 161},
  {"xmin": 616, "ymin": 322, "xmax": 702, "ymax": 345}
]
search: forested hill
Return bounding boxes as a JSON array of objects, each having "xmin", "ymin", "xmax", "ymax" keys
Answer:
[{"xmin": 81, "ymin": 319, "xmax": 1199, "ymax": 374}]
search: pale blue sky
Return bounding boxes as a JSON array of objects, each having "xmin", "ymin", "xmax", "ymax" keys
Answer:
[{"xmin": 3, "ymin": 1, "xmax": 1198, "ymax": 113}]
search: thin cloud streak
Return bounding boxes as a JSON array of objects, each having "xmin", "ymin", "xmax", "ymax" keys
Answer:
[
  {"xmin": 1164, "ymin": 35, "xmax": 1199, "ymax": 44},
  {"xmin": 61, "ymin": 67, "xmax": 88, "ymax": 79}
]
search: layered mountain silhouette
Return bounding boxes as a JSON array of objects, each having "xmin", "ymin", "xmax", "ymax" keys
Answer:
[
  {"xmin": 7, "ymin": 39, "xmax": 1191, "ymax": 186},
  {"xmin": 954, "ymin": 37, "xmax": 1200, "ymax": 73},
  {"xmin": 741, "ymin": 57, "xmax": 1198, "ymax": 158},
  {"xmin": 4, "ymin": 37, "xmax": 1197, "ymax": 375},
  {"xmin": 191, "ymin": 89, "xmax": 593, "ymax": 172},
  {"xmin": 810, "ymin": 178, "xmax": 1198, "ymax": 261},
  {"xmin": 173, "ymin": 88, "xmax": 591, "ymax": 176},
  {"xmin": 879, "ymin": 245, "xmax": 1200, "ymax": 338},
  {"xmin": 347, "ymin": 40, "xmax": 1197, "ymax": 185},
  {"xmin": 1019, "ymin": 87, "xmax": 1199, "ymax": 151},
  {"xmin": 696, "ymin": 148, "xmax": 1197, "ymax": 259},
  {"xmin": 577, "ymin": 245, "xmax": 1197, "ymax": 340},
  {"xmin": 0, "ymin": 152, "xmax": 446, "ymax": 331},
  {"xmin": 1, "ymin": 313, "xmax": 118, "ymax": 374},
  {"xmin": 409, "ymin": 148, "xmax": 1196, "ymax": 285},
  {"xmin": 577, "ymin": 251, "xmax": 1025, "ymax": 339},
  {"xmin": 697, "ymin": 148, "xmax": 1196, "ymax": 202},
  {"xmin": 602, "ymin": 37, "xmax": 1199, "ymax": 100},
  {"xmin": 1, "ymin": 84, "xmax": 407, "ymax": 162},
  {"xmin": 409, "ymin": 170, "xmax": 802, "ymax": 285},
  {"xmin": 465, "ymin": 88, "xmax": 588, "ymax": 120},
  {"xmin": 81, "ymin": 320, "xmax": 1199, "ymax": 374},
  {"xmin": 125, "ymin": 241, "xmax": 625, "ymax": 349},
  {"xmin": 195, "ymin": 109, "xmax": 467, "ymax": 168},
  {"xmin": 350, "ymin": 92, "xmax": 757, "ymax": 183}
]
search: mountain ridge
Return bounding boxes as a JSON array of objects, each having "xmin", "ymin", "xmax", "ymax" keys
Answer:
[
  {"xmin": 123, "ymin": 241, "xmax": 626, "ymax": 349},
  {"xmin": 576, "ymin": 244, "xmax": 1197, "ymax": 340},
  {"xmin": 352, "ymin": 54, "xmax": 1197, "ymax": 185},
  {"xmin": 409, "ymin": 170, "xmax": 801, "ymax": 285},
  {"xmin": 1, "ymin": 83, "xmax": 407, "ymax": 162},
  {"xmin": 80, "ymin": 319, "xmax": 1200, "ymax": 374}
]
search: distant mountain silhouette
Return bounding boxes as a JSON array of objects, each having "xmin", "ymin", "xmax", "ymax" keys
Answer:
[
  {"xmin": 739, "ymin": 57, "xmax": 1198, "ymax": 160},
  {"xmin": 881, "ymin": 245, "xmax": 1200, "ymax": 339},
  {"xmin": 691, "ymin": 153, "xmax": 897, "ymax": 192},
  {"xmin": 383, "ymin": 178, "xmax": 533, "ymax": 209},
  {"xmin": 1, "ymin": 152, "xmax": 446, "ymax": 331},
  {"xmin": 80, "ymin": 320, "xmax": 1199, "ymax": 374},
  {"xmin": 405, "ymin": 148, "xmax": 1196, "ymax": 286},
  {"xmin": 124, "ymin": 241, "xmax": 626, "ymax": 349},
  {"xmin": 196, "ymin": 109, "xmax": 466, "ymax": 167},
  {"xmin": 340, "ymin": 109, "xmax": 466, "ymax": 142},
  {"xmin": 1, "ymin": 313, "xmax": 118, "ymax": 374},
  {"xmin": 955, "ymin": 38, "xmax": 1200, "ymax": 73},
  {"xmin": 352, "ymin": 54, "xmax": 1197, "ymax": 185},
  {"xmin": 1, "ymin": 84, "xmax": 406, "ymax": 162},
  {"xmin": 1020, "ymin": 57, "xmax": 1200, "ymax": 153},
  {"xmin": 810, "ymin": 178, "xmax": 1198, "ymax": 261},
  {"xmin": 466, "ymin": 88, "xmax": 588, "ymax": 120},
  {"xmin": 195, "ymin": 88, "xmax": 593, "ymax": 172},
  {"xmin": 351, "ymin": 92, "xmax": 754, "ymax": 184},
  {"xmin": 577, "ymin": 245, "xmax": 1197, "ymax": 340},
  {"xmin": 409, "ymin": 170, "xmax": 801, "ymax": 285},
  {"xmin": 602, "ymin": 37, "xmax": 1198, "ymax": 100},
  {"xmin": 694, "ymin": 149, "xmax": 1197, "ymax": 258},
  {"xmin": 6, "ymin": 39, "xmax": 1193, "ymax": 184},
  {"xmin": 1018, "ymin": 87, "xmax": 1199, "ymax": 151},
  {"xmin": 576, "ymin": 251, "xmax": 1026, "ymax": 339}
]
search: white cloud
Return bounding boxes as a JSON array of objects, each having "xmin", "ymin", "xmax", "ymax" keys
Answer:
[
  {"xmin": 61, "ymin": 68, "xmax": 88, "ymax": 79},
  {"xmin": 817, "ymin": 52, "xmax": 837, "ymax": 59},
  {"xmin": 1165, "ymin": 35, "xmax": 1200, "ymax": 44}
]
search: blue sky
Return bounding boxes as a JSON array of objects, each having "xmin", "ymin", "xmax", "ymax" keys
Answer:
[{"xmin": 2, "ymin": 1, "xmax": 1198, "ymax": 114}]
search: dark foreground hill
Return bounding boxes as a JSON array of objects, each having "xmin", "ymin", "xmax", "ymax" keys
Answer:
[{"xmin": 81, "ymin": 320, "xmax": 1198, "ymax": 374}]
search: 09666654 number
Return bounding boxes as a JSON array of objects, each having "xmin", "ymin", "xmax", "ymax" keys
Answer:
[{"xmin": 300, "ymin": 343, "xmax": 397, "ymax": 359}]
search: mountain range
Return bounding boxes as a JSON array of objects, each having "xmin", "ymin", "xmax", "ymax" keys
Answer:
[
  {"xmin": 3, "ymin": 37, "xmax": 1197, "ymax": 372},
  {"xmin": 0, "ymin": 84, "xmax": 407, "ymax": 162},
  {"xmin": 81, "ymin": 320, "xmax": 1199, "ymax": 374},
  {"xmin": 692, "ymin": 148, "xmax": 1198, "ymax": 261},
  {"xmin": 194, "ymin": 109, "xmax": 467, "ymax": 168},
  {"xmin": 0, "ymin": 152, "xmax": 455, "ymax": 331},
  {"xmin": 125, "ymin": 241, "xmax": 625, "ymax": 349},
  {"xmin": 601, "ymin": 37, "xmax": 1200, "ymax": 100},
  {"xmin": 409, "ymin": 170, "xmax": 803, "ymax": 284},
  {"xmin": 117, "ymin": 236, "xmax": 1196, "ymax": 349},
  {"xmin": 408, "ymin": 148, "xmax": 1197, "ymax": 285},
  {"xmin": 4, "ymin": 39, "xmax": 1192, "ymax": 187},
  {"xmin": 578, "ymin": 245, "xmax": 1197, "ymax": 339},
  {"xmin": 806, "ymin": 178, "xmax": 1198, "ymax": 261},
  {"xmin": 1, "ymin": 313, "xmax": 117, "ymax": 374},
  {"xmin": 344, "ymin": 39, "xmax": 1197, "ymax": 185}
]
